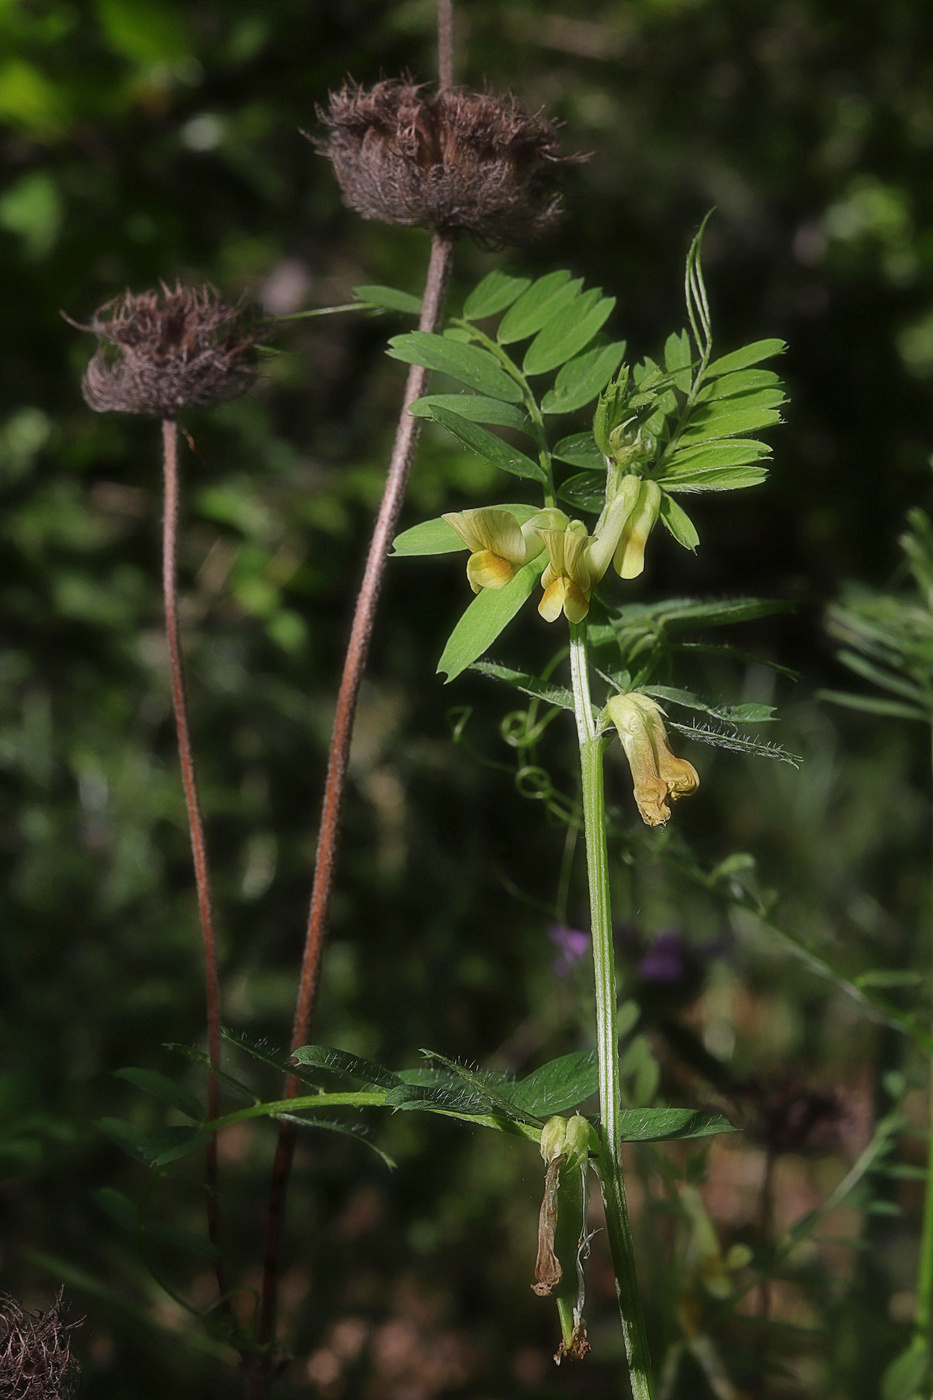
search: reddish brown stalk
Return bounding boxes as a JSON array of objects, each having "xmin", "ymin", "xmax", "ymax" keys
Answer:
[
  {"xmin": 161, "ymin": 417, "xmax": 226, "ymax": 1296},
  {"xmin": 255, "ymin": 230, "xmax": 454, "ymax": 1355},
  {"xmin": 437, "ymin": 0, "xmax": 453, "ymax": 89}
]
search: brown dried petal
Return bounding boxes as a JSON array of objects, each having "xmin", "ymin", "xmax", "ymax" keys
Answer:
[
  {"xmin": 315, "ymin": 79, "xmax": 572, "ymax": 247},
  {"xmin": 73, "ymin": 282, "xmax": 263, "ymax": 417},
  {"xmin": 0, "ymin": 1292, "xmax": 82, "ymax": 1400},
  {"xmin": 532, "ymin": 1152, "xmax": 566, "ymax": 1296}
]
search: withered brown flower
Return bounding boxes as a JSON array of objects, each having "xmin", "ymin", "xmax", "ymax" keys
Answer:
[
  {"xmin": 314, "ymin": 79, "xmax": 569, "ymax": 245},
  {"xmin": 73, "ymin": 282, "xmax": 262, "ymax": 418},
  {"xmin": 0, "ymin": 1291, "xmax": 82, "ymax": 1400}
]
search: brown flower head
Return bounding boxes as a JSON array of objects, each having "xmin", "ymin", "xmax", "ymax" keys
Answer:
[
  {"xmin": 72, "ymin": 282, "xmax": 262, "ymax": 418},
  {"xmin": 0, "ymin": 1292, "xmax": 82, "ymax": 1400},
  {"xmin": 314, "ymin": 79, "xmax": 569, "ymax": 246}
]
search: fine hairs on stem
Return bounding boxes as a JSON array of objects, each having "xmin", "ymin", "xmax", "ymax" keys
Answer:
[{"xmin": 161, "ymin": 418, "xmax": 226, "ymax": 1302}]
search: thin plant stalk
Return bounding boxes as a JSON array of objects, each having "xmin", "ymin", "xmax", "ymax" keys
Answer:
[
  {"xmin": 569, "ymin": 622, "xmax": 655, "ymax": 1400},
  {"xmin": 256, "ymin": 229, "xmax": 455, "ymax": 1353},
  {"xmin": 161, "ymin": 417, "xmax": 225, "ymax": 1292}
]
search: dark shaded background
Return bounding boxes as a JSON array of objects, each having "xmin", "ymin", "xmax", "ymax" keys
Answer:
[{"xmin": 3, "ymin": 1, "xmax": 933, "ymax": 1396}]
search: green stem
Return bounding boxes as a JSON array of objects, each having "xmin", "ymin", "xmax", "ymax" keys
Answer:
[{"xmin": 569, "ymin": 623, "xmax": 655, "ymax": 1399}]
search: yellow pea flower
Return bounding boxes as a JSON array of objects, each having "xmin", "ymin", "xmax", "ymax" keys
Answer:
[
  {"xmin": 613, "ymin": 479, "xmax": 662, "ymax": 579},
  {"xmin": 604, "ymin": 692, "xmax": 699, "ymax": 827},
  {"xmin": 537, "ymin": 477, "xmax": 642, "ymax": 623},
  {"xmin": 443, "ymin": 506, "xmax": 567, "ymax": 594}
]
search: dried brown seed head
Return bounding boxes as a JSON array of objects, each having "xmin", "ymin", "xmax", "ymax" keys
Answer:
[
  {"xmin": 0, "ymin": 1291, "xmax": 82, "ymax": 1400},
  {"xmin": 71, "ymin": 281, "xmax": 263, "ymax": 418},
  {"xmin": 314, "ymin": 79, "xmax": 572, "ymax": 246}
]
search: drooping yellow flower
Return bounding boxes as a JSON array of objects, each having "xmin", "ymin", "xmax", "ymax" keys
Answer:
[
  {"xmin": 605, "ymin": 692, "xmax": 699, "ymax": 827},
  {"xmin": 612, "ymin": 479, "xmax": 662, "ymax": 579},
  {"xmin": 537, "ymin": 520, "xmax": 596, "ymax": 623},
  {"xmin": 537, "ymin": 477, "xmax": 642, "ymax": 623},
  {"xmin": 442, "ymin": 506, "xmax": 566, "ymax": 594}
]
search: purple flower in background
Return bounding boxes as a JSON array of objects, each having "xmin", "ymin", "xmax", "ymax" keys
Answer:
[
  {"xmin": 547, "ymin": 924, "xmax": 589, "ymax": 977},
  {"xmin": 637, "ymin": 931, "xmax": 688, "ymax": 985}
]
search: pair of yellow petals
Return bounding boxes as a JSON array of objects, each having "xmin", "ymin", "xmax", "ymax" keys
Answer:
[{"xmin": 443, "ymin": 477, "xmax": 662, "ymax": 625}]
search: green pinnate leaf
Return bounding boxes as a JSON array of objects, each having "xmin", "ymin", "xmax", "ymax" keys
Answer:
[
  {"xmin": 387, "ymin": 332, "xmax": 524, "ymax": 402},
  {"xmin": 659, "ymin": 491, "xmax": 700, "ymax": 550},
  {"xmin": 557, "ymin": 472, "xmax": 605, "ymax": 513},
  {"xmin": 496, "ymin": 270, "xmax": 581, "ymax": 343},
  {"xmin": 509, "ymin": 1051, "xmax": 599, "ymax": 1116},
  {"xmin": 523, "ymin": 290, "xmax": 616, "ymax": 376},
  {"xmin": 704, "ymin": 339, "xmax": 786, "ymax": 377},
  {"xmin": 552, "ymin": 432, "xmax": 603, "ymax": 470},
  {"xmin": 462, "ymin": 269, "xmax": 531, "ymax": 320},
  {"xmin": 678, "ymin": 404, "xmax": 782, "ymax": 445},
  {"xmin": 438, "ymin": 554, "xmax": 546, "ymax": 682},
  {"xmin": 353, "ymin": 284, "xmax": 423, "ymax": 315},
  {"xmin": 660, "ymin": 463, "xmax": 769, "ymax": 492},
  {"xmin": 541, "ymin": 339, "xmax": 628, "ymax": 415},
  {"xmin": 697, "ymin": 367, "xmax": 784, "ymax": 401},
  {"xmin": 428, "ymin": 405, "xmax": 546, "ymax": 482},
  {"xmin": 663, "ymin": 329, "xmax": 693, "ymax": 391},
  {"xmin": 617, "ymin": 1108, "xmax": 736, "ymax": 1142},
  {"xmin": 291, "ymin": 1044, "xmax": 402, "ymax": 1089},
  {"xmin": 470, "ymin": 659, "xmax": 575, "ymax": 712},
  {"xmin": 409, "ymin": 393, "xmax": 530, "ymax": 433}
]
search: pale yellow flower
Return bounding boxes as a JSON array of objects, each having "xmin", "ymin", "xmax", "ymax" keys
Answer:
[
  {"xmin": 537, "ymin": 479, "xmax": 641, "ymax": 623},
  {"xmin": 612, "ymin": 478, "xmax": 662, "ymax": 579},
  {"xmin": 605, "ymin": 692, "xmax": 699, "ymax": 826},
  {"xmin": 443, "ymin": 506, "xmax": 565, "ymax": 593}
]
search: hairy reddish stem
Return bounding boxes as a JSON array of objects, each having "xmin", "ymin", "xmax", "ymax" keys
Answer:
[
  {"xmin": 438, "ymin": 0, "xmax": 454, "ymax": 88},
  {"xmin": 255, "ymin": 230, "xmax": 454, "ymax": 1354},
  {"xmin": 161, "ymin": 418, "xmax": 226, "ymax": 1294}
]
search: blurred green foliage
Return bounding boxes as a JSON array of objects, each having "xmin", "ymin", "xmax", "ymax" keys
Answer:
[{"xmin": 4, "ymin": 0, "xmax": 933, "ymax": 1396}]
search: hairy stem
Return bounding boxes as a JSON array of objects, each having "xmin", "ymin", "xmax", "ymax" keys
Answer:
[
  {"xmin": 256, "ymin": 230, "xmax": 455, "ymax": 1356},
  {"xmin": 569, "ymin": 623, "xmax": 654, "ymax": 1400},
  {"xmin": 161, "ymin": 418, "xmax": 226, "ymax": 1297},
  {"xmin": 438, "ymin": 0, "xmax": 454, "ymax": 88}
]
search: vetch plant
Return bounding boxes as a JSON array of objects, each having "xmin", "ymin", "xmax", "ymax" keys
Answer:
[
  {"xmin": 61, "ymin": 7, "xmax": 816, "ymax": 1393},
  {"xmin": 381, "ymin": 224, "xmax": 790, "ymax": 1390}
]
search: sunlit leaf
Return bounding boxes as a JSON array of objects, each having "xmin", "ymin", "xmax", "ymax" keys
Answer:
[
  {"xmin": 438, "ymin": 555, "xmax": 546, "ymax": 682},
  {"xmin": 496, "ymin": 270, "xmax": 580, "ymax": 344},
  {"xmin": 704, "ymin": 339, "xmax": 786, "ymax": 377},
  {"xmin": 523, "ymin": 290, "xmax": 616, "ymax": 376},
  {"xmin": 409, "ymin": 393, "xmax": 530, "ymax": 433},
  {"xmin": 510, "ymin": 1051, "xmax": 599, "ymax": 1116},
  {"xmin": 462, "ymin": 269, "xmax": 531, "ymax": 320},
  {"xmin": 541, "ymin": 339, "xmax": 627, "ymax": 415},
  {"xmin": 387, "ymin": 332, "xmax": 524, "ymax": 402}
]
